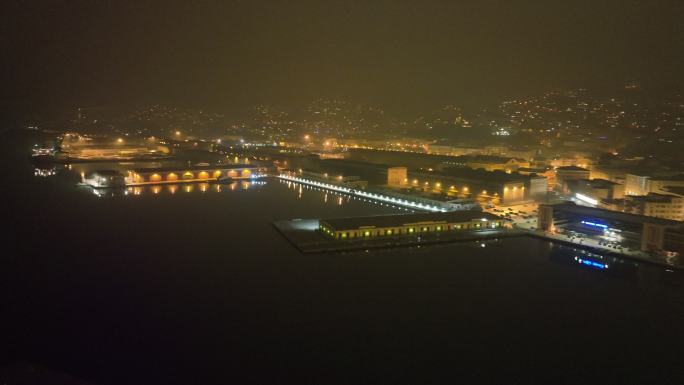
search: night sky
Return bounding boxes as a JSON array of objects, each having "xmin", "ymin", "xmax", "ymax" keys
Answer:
[{"xmin": 2, "ymin": 0, "xmax": 683, "ymax": 122}]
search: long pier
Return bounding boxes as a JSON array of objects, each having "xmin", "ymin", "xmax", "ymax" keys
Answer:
[{"xmin": 277, "ymin": 174, "xmax": 446, "ymax": 212}]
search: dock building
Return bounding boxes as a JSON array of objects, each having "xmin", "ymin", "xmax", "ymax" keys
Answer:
[
  {"xmin": 125, "ymin": 165, "xmax": 266, "ymax": 185},
  {"xmin": 538, "ymin": 202, "xmax": 684, "ymax": 255},
  {"xmin": 319, "ymin": 211, "xmax": 503, "ymax": 240}
]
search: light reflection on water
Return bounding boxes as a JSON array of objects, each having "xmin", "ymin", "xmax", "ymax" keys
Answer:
[
  {"xmin": 34, "ymin": 167, "xmax": 57, "ymax": 177},
  {"xmin": 30, "ymin": 156, "xmax": 684, "ymax": 289},
  {"xmin": 90, "ymin": 180, "xmax": 267, "ymax": 198}
]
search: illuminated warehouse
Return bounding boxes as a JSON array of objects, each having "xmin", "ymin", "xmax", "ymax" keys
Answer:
[{"xmin": 319, "ymin": 211, "xmax": 503, "ymax": 240}]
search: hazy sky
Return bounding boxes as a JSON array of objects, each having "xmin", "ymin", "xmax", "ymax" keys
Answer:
[{"xmin": 2, "ymin": 0, "xmax": 683, "ymax": 121}]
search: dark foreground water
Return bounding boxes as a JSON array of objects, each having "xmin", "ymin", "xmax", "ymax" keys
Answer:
[{"xmin": 3, "ymin": 131, "xmax": 684, "ymax": 385}]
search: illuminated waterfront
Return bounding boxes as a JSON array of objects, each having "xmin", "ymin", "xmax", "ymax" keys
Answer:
[{"xmin": 6, "ymin": 132, "xmax": 684, "ymax": 385}]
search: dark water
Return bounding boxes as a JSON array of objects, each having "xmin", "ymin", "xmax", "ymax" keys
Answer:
[{"xmin": 3, "ymin": 131, "xmax": 684, "ymax": 385}]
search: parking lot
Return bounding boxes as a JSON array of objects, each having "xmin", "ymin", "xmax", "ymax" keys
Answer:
[{"xmin": 482, "ymin": 202, "xmax": 538, "ymax": 230}]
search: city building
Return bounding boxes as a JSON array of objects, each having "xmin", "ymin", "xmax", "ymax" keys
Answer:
[
  {"xmin": 453, "ymin": 155, "xmax": 530, "ymax": 172},
  {"xmin": 407, "ymin": 167, "xmax": 541, "ymax": 205},
  {"xmin": 285, "ymin": 169, "xmax": 369, "ymax": 190},
  {"xmin": 624, "ymin": 193, "xmax": 684, "ymax": 221},
  {"xmin": 625, "ymin": 173, "xmax": 684, "ymax": 196},
  {"xmin": 567, "ymin": 178, "xmax": 625, "ymax": 205},
  {"xmin": 538, "ymin": 202, "xmax": 684, "ymax": 254},
  {"xmin": 518, "ymin": 167, "xmax": 555, "ymax": 190},
  {"xmin": 660, "ymin": 186, "xmax": 684, "ymax": 198},
  {"xmin": 555, "ymin": 166, "xmax": 590, "ymax": 192},
  {"xmin": 319, "ymin": 211, "xmax": 504, "ymax": 240},
  {"xmin": 483, "ymin": 146, "xmax": 536, "ymax": 161},
  {"xmin": 426, "ymin": 144, "xmax": 481, "ymax": 156},
  {"xmin": 387, "ymin": 167, "xmax": 408, "ymax": 186},
  {"xmin": 527, "ymin": 175, "xmax": 549, "ymax": 200}
]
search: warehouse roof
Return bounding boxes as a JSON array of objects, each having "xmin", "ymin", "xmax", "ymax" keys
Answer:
[
  {"xmin": 130, "ymin": 164, "xmax": 257, "ymax": 173},
  {"xmin": 546, "ymin": 202, "xmax": 682, "ymax": 226},
  {"xmin": 320, "ymin": 211, "xmax": 501, "ymax": 230}
]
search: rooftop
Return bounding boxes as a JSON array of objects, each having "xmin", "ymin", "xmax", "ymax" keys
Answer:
[
  {"xmin": 661, "ymin": 186, "xmax": 684, "ymax": 197},
  {"xmin": 517, "ymin": 167, "xmax": 548, "ymax": 173},
  {"xmin": 130, "ymin": 164, "xmax": 257, "ymax": 173},
  {"xmin": 653, "ymin": 174, "xmax": 684, "ymax": 182},
  {"xmin": 545, "ymin": 202, "xmax": 683, "ymax": 226},
  {"xmin": 320, "ymin": 211, "xmax": 501, "ymax": 230},
  {"xmin": 454, "ymin": 155, "xmax": 526, "ymax": 164},
  {"xmin": 628, "ymin": 193, "xmax": 683, "ymax": 203},
  {"xmin": 556, "ymin": 166, "xmax": 590, "ymax": 172},
  {"xmin": 429, "ymin": 166, "xmax": 529, "ymax": 184},
  {"xmin": 576, "ymin": 178, "xmax": 620, "ymax": 188}
]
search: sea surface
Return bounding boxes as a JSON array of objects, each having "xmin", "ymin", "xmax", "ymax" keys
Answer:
[{"xmin": 3, "ymin": 131, "xmax": 684, "ymax": 385}]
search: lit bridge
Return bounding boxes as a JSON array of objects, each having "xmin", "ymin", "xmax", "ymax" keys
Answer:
[{"xmin": 278, "ymin": 174, "xmax": 446, "ymax": 212}]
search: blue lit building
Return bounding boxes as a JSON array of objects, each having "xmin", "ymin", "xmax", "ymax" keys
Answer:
[{"xmin": 538, "ymin": 202, "xmax": 684, "ymax": 255}]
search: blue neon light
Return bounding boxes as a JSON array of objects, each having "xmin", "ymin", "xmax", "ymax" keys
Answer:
[
  {"xmin": 574, "ymin": 256, "xmax": 608, "ymax": 269},
  {"xmin": 581, "ymin": 220, "xmax": 608, "ymax": 229}
]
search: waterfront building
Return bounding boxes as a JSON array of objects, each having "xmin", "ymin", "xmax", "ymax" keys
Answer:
[
  {"xmin": 537, "ymin": 202, "xmax": 684, "ymax": 254},
  {"xmin": 59, "ymin": 133, "xmax": 170, "ymax": 160},
  {"xmin": 319, "ymin": 211, "xmax": 503, "ymax": 240},
  {"xmin": 84, "ymin": 170, "xmax": 126, "ymax": 188},
  {"xmin": 567, "ymin": 178, "xmax": 625, "ymax": 203},
  {"xmin": 387, "ymin": 167, "xmax": 408, "ymax": 186},
  {"xmin": 555, "ymin": 166, "xmax": 590, "ymax": 192},
  {"xmin": 125, "ymin": 165, "xmax": 265, "ymax": 185},
  {"xmin": 624, "ymin": 193, "xmax": 684, "ymax": 221},
  {"xmin": 409, "ymin": 167, "xmax": 541, "ymax": 205},
  {"xmin": 625, "ymin": 173, "xmax": 684, "ymax": 196}
]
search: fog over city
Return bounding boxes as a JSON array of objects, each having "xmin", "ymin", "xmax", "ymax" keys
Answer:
[{"xmin": 3, "ymin": 1, "xmax": 684, "ymax": 385}]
